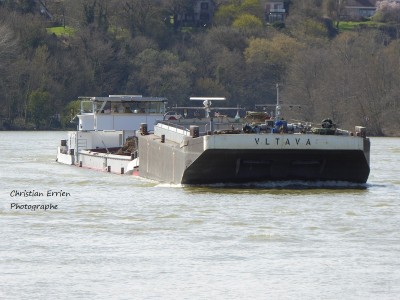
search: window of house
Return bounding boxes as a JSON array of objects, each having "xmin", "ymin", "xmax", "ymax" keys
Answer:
[
  {"xmin": 200, "ymin": 12, "xmax": 209, "ymax": 21},
  {"xmin": 269, "ymin": 13, "xmax": 284, "ymax": 23},
  {"xmin": 359, "ymin": 9, "xmax": 374, "ymax": 17},
  {"xmin": 201, "ymin": 2, "xmax": 209, "ymax": 10},
  {"xmin": 185, "ymin": 13, "xmax": 194, "ymax": 21}
]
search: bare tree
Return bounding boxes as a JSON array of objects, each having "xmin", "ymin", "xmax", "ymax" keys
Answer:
[
  {"xmin": 0, "ymin": 23, "xmax": 17, "ymax": 69},
  {"xmin": 0, "ymin": 23, "xmax": 18, "ymax": 125}
]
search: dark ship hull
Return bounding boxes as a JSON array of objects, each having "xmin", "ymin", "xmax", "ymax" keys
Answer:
[
  {"xmin": 138, "ymin": 129, "xmax": 370, "ymax": 185},
  {"xmin": 181, "ymin": 148, "xmax": 370, "ymax": 184}
]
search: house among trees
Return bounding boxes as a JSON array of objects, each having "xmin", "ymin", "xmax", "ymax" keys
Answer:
[
  {"xmin": 343, "ymin": 0, "xmax": 377, "ymax": 20},
  {"xmin": 263, "ymin": 1, "xmax": 287, "ymax": 24},
  {"xmin": 175, "ymin": 0, "xmax": 216, "ymax": 27},
  {"xmin": 37, "ymin": 0, "xmax": 54, "ymax": 20}
]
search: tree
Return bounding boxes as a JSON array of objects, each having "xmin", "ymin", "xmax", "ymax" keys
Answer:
[
  {"xmin": 204, "ymin": 26, "xmax": 248, "ymax": 52},
  {"xmin": 374, "ymin": 0, "xmax": 400, "ymax": 23},
  {"xmin": 27, "ymin": 89, "xmax": 51, "ymax": 129},
  {"xmin": 348, "ymin": 31, "xmax": 398, "ymax": 135},
  {"xmin": 0, "ymin": 23, "xmax": 18, "ymax": 126},
  {"xmin": 2, "ymin": 0, "xmax": 36, "ymax": 14},
  {"xmin": 9, "ymin": 13, "xmax": 48, "ymax": 54},
  {"xmin": 244, "ymin": 34, "xmax": 302, "ymax": 82},
  {"xmin": 163, "ymin": 0, "xmax": 195, "ymax": 29},
  {"xmin": 324, "ymin": 0, "xmax": 346, "ymax": 30},
  {"xmin": 283, "ymin": 28, "xmax": 400, "ymax": 135},
  {"xmin": 132, "ymin": 48, "xmax": 194, "ymax": 104},
  {"xmin": 0, "ymin": 23, "xmax": 17, "ymax": 68},
  {"xmin": 83, "ymin": 0, "xmax": 96, "ymax": 25},
  {"xmin": 232, "ymin": 13, "xmax": 263, "ymax": 30},
  {"xmin": 241, "ymin": 0, "xmax": 264, "ymax": 19},
  {"xmin": 71, "ymin": 29, "xmax": 130, "ymax": 96},
  {"xmin": 214, "ymin": 0, "xmax": 264, "ymax": 27},
  {"xmin": 214, "ymin": 3, "xmax": 239, "ymax": 26},
  {"xmin": 0, "ymin": 0, "xmax": 399, "ymax": 134},
  {"xmin": 213, "ymin": 49, "xmax": 246, "ymax": 105},
  {"xmin": 122, "ymin": 0, "xmax": 164, "ymax": 36},
  {"xmin": 193, "ymin": 78, "xmax": 229, "ymax": 98},
  {"xmin": 289, "ymin": 0, "xmax": 324, "ymax": 18}
]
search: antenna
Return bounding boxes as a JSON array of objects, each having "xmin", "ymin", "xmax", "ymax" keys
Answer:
[
  {"xmin": 276, "ymin": 83, "xmax": 281, "ymax": 121},
  {"xmin": 190, "ymin": 97, "xmax": 226, "ymax": 118},
  {"xmin": 189, "ymin": 97, "xmax": 226, "ymax": 101}
]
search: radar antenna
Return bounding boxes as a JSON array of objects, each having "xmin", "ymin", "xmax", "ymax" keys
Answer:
[{"xmin": 190, "ymin": 97, "xmax": 226, "ymax": 118}]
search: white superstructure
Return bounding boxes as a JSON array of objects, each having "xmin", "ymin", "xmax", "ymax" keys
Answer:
[{"xmin": 57, "ymin": 95, "xmax": 168, "ymax": 174}]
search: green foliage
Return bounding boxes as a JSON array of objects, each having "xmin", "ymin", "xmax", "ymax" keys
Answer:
[
  {"xmin": 12, "ymin": 14, "xmax": 48, "ymax": 52},
  {"xmin": 243, "ymin": 34, "xmax": 303, "ymax": 104},
  {"xmin": 122, "ymin": 0, "xmax": 167, "ymax": 40},
  {"xmin": 61, "ymin": 100, "xmax": 81, "ymax": 128},
  {"xmin": 240, "ymin": 0, "xmax": 263, "ymax": 18},
  {"xmin": 46, "ymin": 27, "xmax": 76, "ymax": 37},
  {"xmin": 193, "ymin": 78, "xmax": 229, "ymax": 98},
  {"xmin": 27, "ymin": 90, "xmax": 52, "ymax": 129},
  {"xmin": 232, "ymin": 13, "xmax": 263, "ymax": 29},
  {"xmin": 132, "ymin": 49, "xmax": 194, "ymax": 104},
  {"xmin": 214, "ymin": 0, "xmax": 264, "ymax": 28},
  {"xmin": 214, "ymin": 4, "xmax": 238, "ymax": 26},
  {"xmin": 302, "ymin": 19, "xmax": 329, "ymax": 38},
  {"xmin": 205, "ymin": 26, "xmax": 248, "ymax": 52},
  {"xmin": 1, "ymin": 1, "xmax": 399, "ymax": 134},
  {"xmin": 338, "ymin": 21, "xmax": 382, "ymax": 32},
  {"xmin": 245, "ymin": 35, "xmax": 302, "ymax": 68}
]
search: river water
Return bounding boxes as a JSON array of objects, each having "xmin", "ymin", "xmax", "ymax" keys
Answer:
[{"xmin": 0, "ymin": 131, "xmax": 399, "ymax": 299}]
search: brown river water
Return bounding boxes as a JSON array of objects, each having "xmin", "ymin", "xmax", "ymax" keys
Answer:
[{"xmin": 1, "ymin": 131, "xmax": 399, "ymax": 299}]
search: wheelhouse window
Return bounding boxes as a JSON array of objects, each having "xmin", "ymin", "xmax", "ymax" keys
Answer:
[
  {"xmin": 127, "ymin": 101, "xmax": 165, "ymax": 114},
  {"xmin": 81, "ymin": 101, "xmax": 94, "ymax": 114}
]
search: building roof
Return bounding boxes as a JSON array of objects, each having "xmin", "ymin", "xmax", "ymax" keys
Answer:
[
  {"xmin": 346, "ymin": 0, "xmax": 377, "ymax": 7},
  {"xmin": 79, "ymin": 96, "xmax": 168, "ymax": 103}
]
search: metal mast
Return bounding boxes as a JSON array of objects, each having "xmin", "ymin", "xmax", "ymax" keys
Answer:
[{"xmin": 275, "ymin": 83, "xmax": 281, "ymax": 121}]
